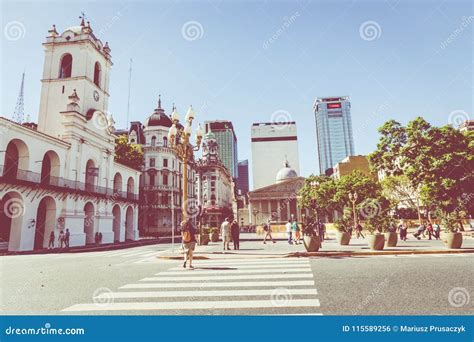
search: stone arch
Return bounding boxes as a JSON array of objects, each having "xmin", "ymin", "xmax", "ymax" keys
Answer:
[
  {"xmin": 34, "ymin": 196, "xmax": 56, "ymax": 249},
  {"xmin": 0, "ymin": 191, "xmax": 25, "ymax": 251}
]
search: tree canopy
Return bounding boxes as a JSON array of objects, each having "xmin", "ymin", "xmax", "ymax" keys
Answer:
[{"xmin": 114, "ymin": 135, "xmax": 144, "ymax": 171}]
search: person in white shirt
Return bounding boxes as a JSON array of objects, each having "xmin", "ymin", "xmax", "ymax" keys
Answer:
[
  {"xmin": 286, "ymin": 220, "xmax": 292, "ymax": 244},
  {"xmin": 220, "ymin": 217, "xmax": 231, "ymax": 252}
]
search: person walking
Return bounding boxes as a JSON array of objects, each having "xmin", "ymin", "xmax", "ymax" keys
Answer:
[
  {"xmin": 263, "ymin": 218, "xmax": 276, "ymax": 244},
  {"xmin": 355, "ymin": 223, "xmax": 365, "ymax": 239},
  {"xmin": 221, "ymin": 217, "xmax": 231, "ymax": 252},
  {"xmin": 318, "ymin": 221, "xmax": 325, "ymax": 242},
  {"xmin": 292, "ymin": 219, "xmax": 300, "ymax": 244},
  {"xmin": 98, "ymin": 232, "xmax": 103, "ymax": 244},
  {"xmin": 413, "ymin": 222, "xmax": 426, "ymax": 240},
  {"xmin": 433, "ymin": 222, "xmax": 441, "ymax": 240},
  {"xmin": 65, "ymin": 228, "xmax": 70, "ymax": 248},
  {"xmin": 181, "ymin": 219, "xmax": 196, "ymax": 269},
  {"xmin": 231, "ymin": 219, "xmax": 240, "ymax": 250},
  {"xmin": 399, "ymin": 221, "xmax": 408, "ymax": 241},
  {"xmin": 48, "ymin": 231, "xmax": 55, "ymax": 249},
  {"xmin": 94, "ymin": 232, "xmax": 100, "ymax": 245},
  {"xmin": 58, "ymin": 230, "xmax": 65, "ymax": 248},
  {"xmin": 286, "ymin": 219, "xmax": 292, "ymax": 244}
]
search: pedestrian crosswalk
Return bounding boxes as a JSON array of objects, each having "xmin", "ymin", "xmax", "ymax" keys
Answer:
[{"xmin": 62, "ymin": 258, "xmax": 322, "ymax": 315}]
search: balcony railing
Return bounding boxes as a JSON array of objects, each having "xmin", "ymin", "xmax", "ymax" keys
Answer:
[{"xmin": 0, "ymin": 165, "xmax": 139, "ymax": 201}]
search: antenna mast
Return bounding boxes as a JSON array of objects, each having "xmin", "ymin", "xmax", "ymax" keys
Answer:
[
  {"xmin": 12, "ymin": 71, "xmax": 25, "ymax": 124},
  {"xmin": 126, "ymin": 58, "xmax": 133, "ymax": 130}
]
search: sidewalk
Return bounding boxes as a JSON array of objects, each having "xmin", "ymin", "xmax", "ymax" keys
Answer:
[
  {"xmin": 1, "ymin": 236, "xmax": 181, "ymax": 256},
  {"xmin": 158, "ymin": 232, "xmax": 474, "ymax": 260}
]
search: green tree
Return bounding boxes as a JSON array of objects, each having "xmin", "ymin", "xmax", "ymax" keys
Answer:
[
  {"xmin": 370, "ymin": 117, "xmax": 474, "ymax": 230},
  {"xmin": 298, "ymin": 175, "xmax": 337, "ymax": 222},
  {"xmin": 114, "ymin": 135, "xmax": 144, "ymax": 171}
]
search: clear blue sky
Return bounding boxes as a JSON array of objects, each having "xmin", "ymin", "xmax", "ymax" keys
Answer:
[{"xmin": 2, "ymin": 0, "xmax": 472, "ymax": 186}]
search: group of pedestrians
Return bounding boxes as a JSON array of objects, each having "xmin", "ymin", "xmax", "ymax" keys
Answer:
[
  {"xmin": 47, "ymin": 229, "xmax": 70, "ymax": 249},
  {"xmin": 220, "ymin": 217, "xmax": 241, "ymax": 252},
  {"xmin": 285, "ymin": 219, "xmax": 301, "ymax": 244},
  {"xmin": 412, "ymin": 221, "xmax": 441, "ymax": 240}
]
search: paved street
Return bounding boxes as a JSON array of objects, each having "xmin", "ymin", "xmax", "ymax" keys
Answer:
[{"xmin": 1, "ymin": 236, "xmax": 473, "ymax": 316}]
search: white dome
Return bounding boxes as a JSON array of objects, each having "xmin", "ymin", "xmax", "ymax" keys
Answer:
[
  {"xmin": 276, "ymin": 160, "xmax": 298, "ymax": 183},
  {"xmin": 63, "ymin": 26, "xmax": 83, "ymax": 35}
]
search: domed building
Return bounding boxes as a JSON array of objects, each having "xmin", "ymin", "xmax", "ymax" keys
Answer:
[
  {"xmin": 248, "ymin": 160, "xmax": 305, "ymax": 226},
  {"xmin": 116, "ymin": 96, "xmax": 199, "ymax": 237}
]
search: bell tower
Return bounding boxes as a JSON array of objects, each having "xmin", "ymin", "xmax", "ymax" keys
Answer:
[{"xmin": 37, "ymin": 16, "xmax": 113, "ymax": 137}]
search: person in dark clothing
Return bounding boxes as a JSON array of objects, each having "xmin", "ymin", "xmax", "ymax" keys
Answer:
[
  {"xmin": 355, "ymin": 223, "xmax": 365, "ymax": 239},
  {"xmin": 95, "ymin": 232, "xmax": 100, "ymax": 245},
  {"xmin": 98, "ymin": 232, "xmax": 103, "ymax": 244},
  {"xmin": 65, "ymin": 229, "xmax": 70, "ymax": 248},
  {"xmin": 48, "ymin": 231, "xmax": 55, "ymax": 249},
  {"xmin": 231, "ymin": 219, "xmax": 240, "ymax": 250}
]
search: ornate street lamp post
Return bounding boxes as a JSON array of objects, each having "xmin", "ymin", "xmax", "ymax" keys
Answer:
[
  {"xmin": 168, "ymin": 105, "xmax": 203, "ymax": 225},
  {"xmin": 348, "ymin": 192, "xmax": 358, "ymax": 228},
  {"xmin": 310, "ymin": 180, "xmax": 320, "ymax": 223}
]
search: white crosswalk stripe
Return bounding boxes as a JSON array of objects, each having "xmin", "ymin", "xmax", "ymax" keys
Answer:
[{"xmin": 62, "ymin": 258, "xmax": 321, "ymax": 315}]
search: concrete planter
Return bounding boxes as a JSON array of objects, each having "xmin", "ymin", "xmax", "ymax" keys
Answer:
[
  {"xmin": 197, "ymin": 234, "xmax": 209, "ymax": 246},
  {"xmin": 303, "ymin": 235, "xmax": 320, "ymax": 252},
  {"xmin": 368, "ymin": 234, "xmax": 385, "ymax": 250},
  {"xmin": 209, "ymin": 231, "xmax": 219, "ymax": 242},
  {"xmin": 336, "ymin": 231, "xmax": 351, "ymax": 245},
  {"xmin": 384, "ymin": 232, "xmax": 398, "ymax": 247},
  {"xmin": 444, "ymin": 232, "xmax": 463, "ymax": 249}
]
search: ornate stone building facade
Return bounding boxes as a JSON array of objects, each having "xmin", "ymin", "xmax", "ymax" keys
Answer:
[{"xmin": 196, "ymin": 133, "xmax": 236, "ymax": 228}]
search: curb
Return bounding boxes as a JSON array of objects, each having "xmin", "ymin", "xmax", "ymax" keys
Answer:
[
  {"xmin": 157, "ymin": 248, "xmax": 474, "ymax": 260},
  {"xmin": 1, "ymin": 237, "xmax": 181, "ymax": 256}
]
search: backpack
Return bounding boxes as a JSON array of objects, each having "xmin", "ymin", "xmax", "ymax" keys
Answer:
[
  {"xmin": 182, "ymin": 230, "xmax": 192, "ymax": 243},
  {"xmin": 263, "ymin": 223, "xmax": 269, "ymax": 231}
]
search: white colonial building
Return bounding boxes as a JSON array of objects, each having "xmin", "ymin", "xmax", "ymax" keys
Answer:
[{"xmin": 0, "ymin": 19, "xmax": 140, "ymax": 252}]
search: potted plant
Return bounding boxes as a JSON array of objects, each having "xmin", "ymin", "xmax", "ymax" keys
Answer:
[
  {"xmin": 441, "ymin": 212, "xmax": 463, "ymax": 249},
  {"xmin": 334, "ymin": 216, "xmax": 352, "ymax": 246},
  {"xmin": 383, "ymin": 216, "xmax": 398, "ymax": 247},
  {"xmin": 365, "ymin": 215, "xmax": 386, "ymax": 250},
  {"xmin": 197, "ymin": 227, "xmax": 210, "ymax": 245},
  {"xmin": 209, "ymin": 227, "xmax": 220, "ymax": 242},
  {"xmin": 301, "ymin": 218, "xmax": 320, "ymax": 252}
]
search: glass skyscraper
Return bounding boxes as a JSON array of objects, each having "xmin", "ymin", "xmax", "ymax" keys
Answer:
[
  {"xmin": 204, "ymin": 120, "xmax": 238, "ymax": 179},
  {"xmin": 237, "ymin": 160, "xmax": 249, "ymax": 194},
  {"xmin": 313, "ymin": 96, "xmax": 355, "ymax": 175}
]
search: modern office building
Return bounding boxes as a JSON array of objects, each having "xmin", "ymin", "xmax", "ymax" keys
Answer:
[
  {"xmin": 237, "ymin": 160, "xmax": 249, "ymax": 195},
  {"xmin": 251, "ymin": 122, "xmax": 300, "ymax": 189},
  {"xmin": 313, "ymin": 96, "xmax": 355, "ymax": 175},
  {"xmin": 204, "ymin": 120, "xmax": 238, "ymax": 178}
]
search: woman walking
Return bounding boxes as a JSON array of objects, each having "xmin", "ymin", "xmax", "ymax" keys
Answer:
[
  {"xmin": 292, "ymin": 219, "xmax": 301, "ymax": 244},
  {"xmin": 263, "ymin": 218, "xmax": 276, "ymax": 244},
  {"xmin": 181, "ymin": 219, "xmax": 196, "ymax": 269}
]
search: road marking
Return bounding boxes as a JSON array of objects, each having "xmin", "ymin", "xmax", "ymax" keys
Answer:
[
  {"xmin": 120, "ymin": 280, "xmax": 315, "ymax": 289},
  {"xmin": 94, "ymin": 288, "xmax": 318, "ymax": 299},
  {"xmin": 62, "ymin": 299, "xmax": 321, "ymax": 312},
  {"xmin": 195, "ymin": 259, "xmax": 309, "ymax": 265},
  {"xmin": 157, "ymin": 268, "xmax": 311, "ymax": 276},
  {"xmin": 168, "ymin": 263, "xmax": 310, "ymax": 270},
  {"xmin": 140, "ymin": 273, "xmax": 313, "ymax": 281}
]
